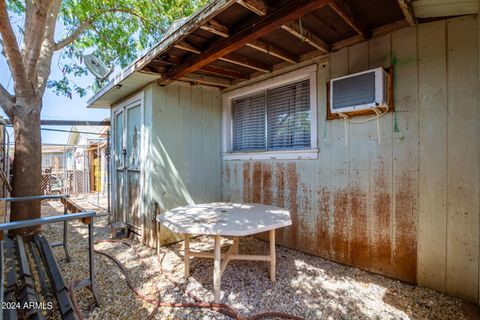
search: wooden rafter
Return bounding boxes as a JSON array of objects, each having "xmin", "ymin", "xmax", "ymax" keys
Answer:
[
  {"xmin": 397, "ymin": 0, "xmax": 416, "ymax": 26},
  {"xmin": 200, "ymin": 18, "xmax": 298, "ymax": 64},
  {"xmin": 245, "ymin": 40, "xmax": 298, "ymax": 64},
  {"xmin": 200, "ymin": 65, "xmax": 250, "ymax": 80},
  {"xmin": 331, "ymin": 19, "xmax": 407, "ymax": 51},
  {"xmin": 200, "ymin": 19, "xmax": 230, "ymax": 37},
  {"xmin": 220, "ymin": 53, "xmax": 271, "ymax": 73},
  {"xmin": 173, "ymin": 39, "xmax": 273, "ymax": 73},
  {"xmin": 238, "ymin": 0, "xmax": 330, "ymax": 54},
  {"xmin": 281, "ymin": 22, "xmax": 330, "ymax": 53},
  {"xmin": 237, "ymin": 0, "xmax": 268, "ymax": 16},
  {"xmin": 328, "ymin": 0, "xmax": 369, "ymax": 38},
  {"xmin": 161, "ymin": 0, "xmax": 330, "ymax": 82},
  {"xmin": 174, "ymin": 41, "xmax": 201, "ymax": 54},
  {"xmin": 181, "ymin": 73, "xmax": 232, "ymax": 87}
]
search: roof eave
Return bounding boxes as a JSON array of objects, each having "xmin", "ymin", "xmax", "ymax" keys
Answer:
[{"xmin": 87, "ymin": 0, "xmax": 236, "ymax": 108}]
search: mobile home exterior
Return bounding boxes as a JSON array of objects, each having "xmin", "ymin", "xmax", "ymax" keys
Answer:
[{"xmin": 88, "ymin": 0, "xmax": 480, "ymax": 304}]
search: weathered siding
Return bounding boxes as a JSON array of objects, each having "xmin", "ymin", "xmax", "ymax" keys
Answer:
[
  {"xmin": 142, "ymin": 83, "xmax": 222, "ymax": 247},
  {"xmin": 221, "ymin": 16, "xmax": 480, "ymax": 302}
]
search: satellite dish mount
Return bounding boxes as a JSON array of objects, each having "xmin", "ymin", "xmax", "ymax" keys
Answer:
[{"xmin": 84, "ymin": 54, "xmax": 114, "ymax": 86}]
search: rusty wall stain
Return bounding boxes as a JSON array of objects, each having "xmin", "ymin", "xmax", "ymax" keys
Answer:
[
  {"xmin": 392, "ymin": 174, "xmax": 417, "ymax": 283},
  {"xmin": 332, "ymin": 190, "xmax": 349, "ymax": 262},
  {"xmin": 299, "ymin": 183, "xmax": 315, "ymax": 253},
  {"xmin": 252, "ymin": 162, "xmax": 262, "ymax": 203},
  {"xmin": 233, "ymin": 163, "xmax": 238, "ymax": 181},
  {"xmin": 275, "ymin": 163, "xmax": 285, "ymax": 207},
  {"xmin": 225, "ymin": 163, "xmax": 230, "ymax": 185},
  {"xmin": 262, "ymin": 163, "xmax": 272, "ymax": 205},
  {"xmin": 372, "ymin": 162, "xmax": 392, "ymax": 276},
  {"xmin": 243, "ymin": 162, "xmax": 251, "ymax": 203},
  {"xmin": 316, "ymin": 187, "xmax": 331, "ymax": 256},
  {"xmin": 275, "ymin": 163, "xmax": 285, "ymax": 242},
  {"xmin": 287, "ymin": 163, "xmax": 298, "ymax": 248},
  {"xmin": 222, "ymin": 159, "xmax": 417, "ymax": 284},
  {"xmin": 349, "ymin": 186, "xmax": 370, "ymax": 269}
]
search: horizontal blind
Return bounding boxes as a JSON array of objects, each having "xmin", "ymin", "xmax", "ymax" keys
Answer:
[
  {"xmin": 267, "ymin": 79, "xmax": 311, "ymax": 150},
  {"xmin": 232, "ymin": 93, "xmax": 266, "ymax": 151}
]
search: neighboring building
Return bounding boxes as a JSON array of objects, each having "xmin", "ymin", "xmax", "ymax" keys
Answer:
[
  {"xmin": 67, "ymin": 125, "xmax": 109, "ymax": 193},
  {"xmin": 86, "ymin": 0, "xmax": 480, "ymax": 304},
  {"xmin": 41, "ymin": 146, "xmax": 65, "ymax": 174}
]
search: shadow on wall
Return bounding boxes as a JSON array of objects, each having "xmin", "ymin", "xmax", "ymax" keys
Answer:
[{"xmin": 144, "ymin": 133, "xmax": 197, "ymax": 245}]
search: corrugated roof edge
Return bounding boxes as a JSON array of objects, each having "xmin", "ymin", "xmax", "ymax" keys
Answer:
[{"xmin": 87, "ymin": 0, "xmax": 236, "ymax": 108}]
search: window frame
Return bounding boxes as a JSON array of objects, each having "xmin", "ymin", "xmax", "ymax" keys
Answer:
[{"xmin": 222, "ymin": 64, "xmax": 318, "ymax": 160}]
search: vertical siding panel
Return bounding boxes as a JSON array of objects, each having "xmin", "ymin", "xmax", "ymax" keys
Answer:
[
  {"xmin": 213, "ymin": 89, "xmax": 222, "ymax": 201},
  {"xmin": 369, "ymin": 34, "xmax": 394, "ymax": 276},
  {"xmin": 348, "ymin": 42, "xmax": 369, "ymax": 74},
  {"xmin": 201, "ymin": 87, "xmax": 210, "ymax": 200},
  {"xmin": 315, "ymin": 63, "xmax": 332, "ymax": 257},
  {"xmin": 178, "ymin": 85, "xmax": 190, "ymax": 183},
  {"xmin": 243, "ymin": 162, "xmax": 252, "ymax": 203},
  {"xmin": 189, "ymin": 88, "xmax": 203, "ymax": 199},
  {"xmin": 347, "ymin": 42, "xmax": 371, "ymax": 269},
  {"xmin": 252, "ymin": 161, "xmax": 262, "ymax": 203},
  {"xmin": 329, "ymin": 48, "xmax": 350, "ymax": 263},
  {"xmin": 417, "ymin": 20, "xmax": 448, "ymax": 292},
  {"xmin": 286, "ymin": 162, "xmax": 299, "ymax": 248},
  {"xmin": 445, "ymin": 16, "xmax": 480, "ymax": 301},
  {"xmin": 391, "ymin": 25, "xmax": 419, "ymax": 283},
  {"xmin": 262, "ymin": 162, "xmax": 273, "ymax": 205}
]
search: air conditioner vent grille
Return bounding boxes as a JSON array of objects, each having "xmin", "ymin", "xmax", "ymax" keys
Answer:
[{"xmin": 332, "ymin": 71, "xmax": 375, "ymax": 110}]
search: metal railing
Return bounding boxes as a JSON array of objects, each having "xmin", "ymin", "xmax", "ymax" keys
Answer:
[{"xmin": 0, "ymin": 195, "xmax": 100, "ymax": 318}]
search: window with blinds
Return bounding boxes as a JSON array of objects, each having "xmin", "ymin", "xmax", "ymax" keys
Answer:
[
  {"xmin": 232, "ymin": 93, "xmax": 266, "ymax": 151},
  {"xmin": 231, "ymin": 79, "xmax": 311, "ymax": 152}
]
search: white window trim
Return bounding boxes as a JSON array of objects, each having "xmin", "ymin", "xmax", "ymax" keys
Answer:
[{"xmin": 222, "ymin": 64, "xmax": 318, "ymax": 161}]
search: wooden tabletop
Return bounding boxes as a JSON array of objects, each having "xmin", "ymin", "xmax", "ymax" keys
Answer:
[{"xmin": 156, "ymin": 202, "xmax": 291, "ymax": 236}]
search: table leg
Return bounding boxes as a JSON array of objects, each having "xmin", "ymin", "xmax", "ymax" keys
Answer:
[
  {"xmin": 213, "ymin": 234, "xmax": 221, "ymax": 303},
  {"xmin": 269, "ymin": 230, "xmax": 276, "ymax": 282},
  {"xmin": 184, "ymin": 234, "xmax": 190, "ymax": 278}
]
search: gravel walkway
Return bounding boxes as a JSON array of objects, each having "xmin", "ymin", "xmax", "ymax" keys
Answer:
[{"xmin": 39, "ymin": 197, "xmax": 470, "ymax": 320}]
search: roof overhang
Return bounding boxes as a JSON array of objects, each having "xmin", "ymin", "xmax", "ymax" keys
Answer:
[
  {"xmin": 87, "ymin": 0, "xmax": 236, "ymax": 108},
  {"xmin": 87, "ymin": 0, "xmax": 431, "ymax": 109}
]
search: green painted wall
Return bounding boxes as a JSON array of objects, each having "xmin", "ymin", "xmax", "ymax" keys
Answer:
[{"xmin": 142, "ymin": 82, "xmax": 222, "ymax": 247}]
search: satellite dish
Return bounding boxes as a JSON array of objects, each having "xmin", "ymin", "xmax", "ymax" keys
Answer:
[{"xmin": 84, "ymin": 54, "xmax": 114, "ymax": 84}]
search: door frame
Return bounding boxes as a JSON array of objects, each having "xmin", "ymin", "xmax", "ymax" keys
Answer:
[{"xmin": 111, "ymin": 91, "xmax": 144, "ymax": 227}]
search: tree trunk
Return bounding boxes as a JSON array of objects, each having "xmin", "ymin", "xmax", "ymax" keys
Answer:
[{"xmin": 10, "ymin": 103, "xmax": 42, "ymax": 236}]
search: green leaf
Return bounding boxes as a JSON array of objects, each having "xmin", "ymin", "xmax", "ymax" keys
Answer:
[{"xmin": 50, "ymin": 0, "xmax": 209, "ymax": 97}]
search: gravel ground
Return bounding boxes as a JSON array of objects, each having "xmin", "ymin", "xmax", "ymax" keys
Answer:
[{"xmin": 39, "ymin": 197, "xmax": 470, "ymax": 320}]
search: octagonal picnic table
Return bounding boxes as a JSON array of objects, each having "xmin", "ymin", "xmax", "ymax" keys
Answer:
[{"xmin": 156, "ymin": 202, "xmax": 292, "ymax": 303}]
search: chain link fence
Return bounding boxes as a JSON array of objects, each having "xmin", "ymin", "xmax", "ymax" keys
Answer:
[{"xmin": 41, "ymin": 143, "xmax": 109, "ymax": 203}]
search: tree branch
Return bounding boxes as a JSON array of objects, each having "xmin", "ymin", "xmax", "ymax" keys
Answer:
[
  {"xmin": 54, "ymin": 19, "xmax": 91, "ymax": 51},
  {"xmin": 0, "ymin": 83, "xmax": 15, "ymax": 119},
  {"xmin": 54, "ymin": 7, "xmax": 157, "ymax": 51},
  {"xmin": 23, "ymin": 0, "xmax": 55, "ymax": 81},
  {"xmin": 36, "ymin": 0, "xmax": 61, "ymax": 97},
  {"xmin": 0, "ymin": 0, "xmax": 31, "ymax": 99}
]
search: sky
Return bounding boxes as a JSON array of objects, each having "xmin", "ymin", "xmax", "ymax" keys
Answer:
[{"xmin": 0, "ymin": 15, "xmax": 111, "ymax": 145}]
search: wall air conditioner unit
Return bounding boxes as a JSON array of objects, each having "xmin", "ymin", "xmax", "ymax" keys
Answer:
[{"xmin": 330, "ymin": 67, "xmax": 388, "ymax": 114}]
